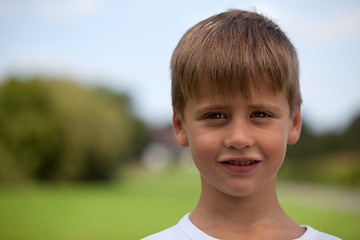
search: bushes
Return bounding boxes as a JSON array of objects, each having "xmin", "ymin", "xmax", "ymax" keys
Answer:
[
  {"xmin": 281, "ymin": 119, "xmax": 360, "ymax": 187},
  {"xmin": 0, "ymin": 77, "xmax": 148, "ymax": 182}
]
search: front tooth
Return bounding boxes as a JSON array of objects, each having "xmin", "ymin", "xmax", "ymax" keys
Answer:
[{"xmin": 228, "ymin": 160, "xmax": 255, "ymax": 166}]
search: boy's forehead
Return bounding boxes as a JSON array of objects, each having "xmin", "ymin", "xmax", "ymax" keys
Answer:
[
  {"xmin": 185, "ymin": 88, "xmax": 291, "ymax": 115},
  {"xmin": 190, "ymin": 81, "xmax": 283, "ymax": 102}
]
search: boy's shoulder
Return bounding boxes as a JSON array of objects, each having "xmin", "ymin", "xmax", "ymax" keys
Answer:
[
  {"xmin": 140, "ymin": 214, "xmax": 188, "ymax": 240},
  {"xmin": 141, "ymin": 224, "xmax": 184, "ymax": 240},
  {"xmin": 297, "ymin": 225, "xmax": 342, "ymax": 240},
  {"xmin": 141, "ymin": 214, "xmax": 342, "ymax": 240},
  {"xmin": 140, "ymin": 213, "xmax": 217, "ymax": 240}
]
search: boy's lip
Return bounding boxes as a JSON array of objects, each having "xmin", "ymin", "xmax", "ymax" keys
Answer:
[
  {"xmin": 218, "ymin": 157, "xmax": 261, "ymax": 174},
  {"xmin": 218, "ymin": 157, "xmax": 261, "ymax": 163}
]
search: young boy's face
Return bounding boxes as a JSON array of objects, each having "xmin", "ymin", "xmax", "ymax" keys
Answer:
[{"xmin": 173, "ymin": 88, "xmax": 301, "ymax": 198}]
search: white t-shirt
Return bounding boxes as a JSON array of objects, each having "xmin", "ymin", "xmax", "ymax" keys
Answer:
[{"xmin": 141, "ymin": 213, "xmax": 342, "ymax": 240}]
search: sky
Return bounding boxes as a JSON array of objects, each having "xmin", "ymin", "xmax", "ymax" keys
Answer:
[{"xmin": 1, "ymin": 0, "xmax": 359, "ymax": 132}]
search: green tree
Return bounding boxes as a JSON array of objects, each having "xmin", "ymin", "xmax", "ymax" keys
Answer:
[
  {"xmin": 0, "ymin": 77, "xmax": 148, "ymax": 183},
  {"xmin": 281, "ymin": 117, "xmax": 360, "ymax": 187},
  {"xmin": 0, "ymin": 78, "xmax": 61, "ymax": 181},
  {"xmin": 342, "ymin": 113, "xmax": 360, "ymax": 150}
]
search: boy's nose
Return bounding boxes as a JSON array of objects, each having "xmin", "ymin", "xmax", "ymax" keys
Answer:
[{"xmin": 224, "ymin": 122, "xmax": 254, "ymax": 149}]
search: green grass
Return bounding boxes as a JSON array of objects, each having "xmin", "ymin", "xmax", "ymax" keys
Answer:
[{"xmin": 0, "ymin": 168, "xmax": 359, "ymax": 240}]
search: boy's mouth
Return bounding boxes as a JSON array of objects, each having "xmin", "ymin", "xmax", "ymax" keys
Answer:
[
  {"xmin": 222, "ymin": 160, "xmax": 259, "ymax": 166},
  {"xmin": 219, "ymin": 159, "xmax": 261, "ymax": 174}
]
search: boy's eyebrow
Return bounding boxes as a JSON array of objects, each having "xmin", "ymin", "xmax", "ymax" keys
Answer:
[
  {"xmin": 249, "ymin": 103, "xmax": 282, "ymax": 110},
  {"xmin": 249, "ymin": 103, "xmax": 287, "ymax": 113},
  {"xmin": 193, "ymin": 104, "xmax": 227, "ymax": 114},
  {"xmin": 194, "ymin": 103, "xmax": 284, "ymax": 114}
]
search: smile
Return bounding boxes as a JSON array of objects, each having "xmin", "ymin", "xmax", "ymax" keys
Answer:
[
  {"xmin": 223, "ymin": 160, "xmax": 258, "ymax": 166},
  {"xmin": 219, "ymin": 159, "xmax": 261, "ymax": 174}
]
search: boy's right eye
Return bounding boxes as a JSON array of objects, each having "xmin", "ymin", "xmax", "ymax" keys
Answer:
[{"xmin": 204, "ymin": 112, "xmax": 226, "ymax": 120}]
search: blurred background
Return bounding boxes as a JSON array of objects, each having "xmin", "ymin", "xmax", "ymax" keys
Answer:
[{"xmin": 0, "ymin": 0, "xmax": 359, "ymax": 239}]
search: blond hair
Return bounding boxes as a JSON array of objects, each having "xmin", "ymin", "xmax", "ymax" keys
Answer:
[{"xmin": 171, "ymin": 9, "xmax": 302, "ymax": 117}]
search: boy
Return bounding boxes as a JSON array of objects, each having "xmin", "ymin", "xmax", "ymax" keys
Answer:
[{"xmin": 142, "ymin": 9, "xmax": 341, "ymax": 240}]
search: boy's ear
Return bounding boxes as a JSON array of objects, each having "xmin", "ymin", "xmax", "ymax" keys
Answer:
[
  {"xmin": 172, "ymin": 109, "xmax": 189, "ymax": 147},
  {"xmin": 287, "ymin": 108, "xmax": 302, "ymax": 145}
]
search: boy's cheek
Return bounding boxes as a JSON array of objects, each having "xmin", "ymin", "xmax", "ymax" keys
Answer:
[{"xmin": 189, "ymin": 135, "xmax": 219, "ymax": 159}]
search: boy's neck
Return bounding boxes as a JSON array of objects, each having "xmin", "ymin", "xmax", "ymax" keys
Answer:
[{"xmin": 189, "ymin": 176, "xmax": 303, "ymax": 239}]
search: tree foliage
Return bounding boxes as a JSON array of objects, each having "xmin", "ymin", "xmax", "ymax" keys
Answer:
[
  {"xmin": 0, "ymin": 76, "xmax": 148, "ymax": 182},
  {"xmin": 282, "ymin": 117, "xmax": 360, "ymax": 187}
]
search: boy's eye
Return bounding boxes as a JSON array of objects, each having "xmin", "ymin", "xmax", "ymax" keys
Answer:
[
  {"xmin": 251, "ymin": 111, "xmax": 272, "ymax": 118},
  {"xmin": 204, "ymin": 112, "xmax": 226, "ymax": 120}
]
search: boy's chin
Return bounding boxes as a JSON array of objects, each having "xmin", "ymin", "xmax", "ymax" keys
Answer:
[{"xmin": 202, "ymin": 176, "xmax": 274, "ymax": 199}]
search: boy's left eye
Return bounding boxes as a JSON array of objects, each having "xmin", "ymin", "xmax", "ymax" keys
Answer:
[{"xmin": 251, "ymin": 111, "xmax": 272, "ymax": 118}]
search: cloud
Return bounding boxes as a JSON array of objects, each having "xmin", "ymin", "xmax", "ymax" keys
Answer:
[
  {"xmin": 291, "ymin": 8, "xmax": 360, "ymax": 45},
  {"xmin": 35, "ymin": 0, "xmax": 105, "ymax": 21},
  {"xmin": 248, "ymin": 1, "xmax": 360, "ymax": 45},
  {"xmin": 0, "ymin": 0, "xmax": 22, "ymax": 18},
  {"xmin": 128, "ymin": 0, "xmax": 163, "ymax": 22},
  {"xmin": 0, "ymin": 0, "xmax": 105, "ymax": 22}
]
